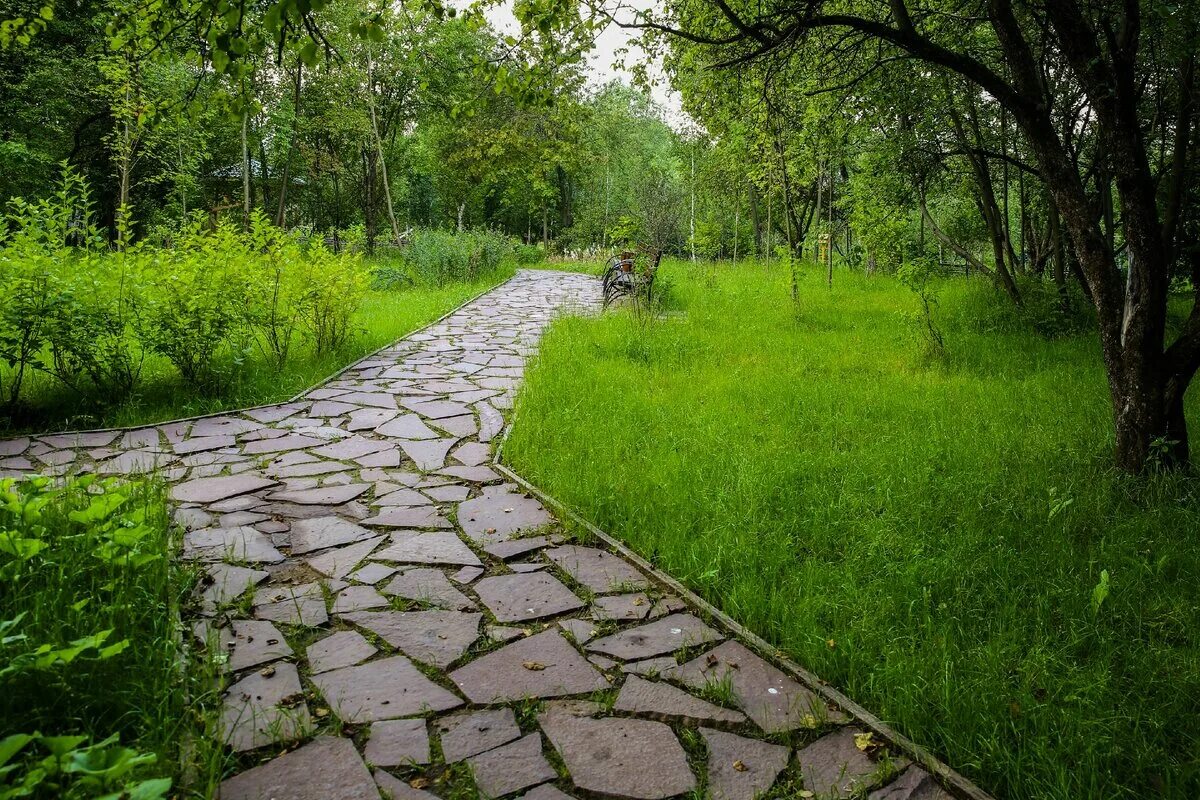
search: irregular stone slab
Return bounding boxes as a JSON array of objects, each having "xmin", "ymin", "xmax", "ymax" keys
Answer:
[
  {"xmin": 437, "ymin": 465, "xmax": 502, "ymax": 483},
  {"xmin": 430, "ymin": 414, "xmax": 478, "ymax": 439},
  {"xmin": 220, "ymin": 662, "xmax": 313, "ymax": 752},
  {"xmin": 436, "ymin": 708, "xmax": 522, "ymax": 763},
  {"xmin": 38, "ymin": 431, "xmax": 118, "ymax": 449},
  {"xmin": 312, "ymin": 437, "xmax": 392, "ymax": 460},
  {"xmin": 307, "ymin": 630, "xmax": 378, "ymax": 674},
  {"xmin": 538, "ymin": 704, "xmax": 695, "ymax": 799},
  {"xmin": 266, "ymin": 483, "xmax": 370, "ymax": 506},
  {"xmin": 290, "ymin": 516, "xmax": 378, "ymax": 555},
  {"xmin": 558, "ymin": 618, "xmax": 597, "ymax": 644},
  {"xmin": 375, "ymin": 487, "xmax": 433, "ymax": 507},
  {"xmin": 400, "ymin": 398, "xmax": 471, "ymax": 419},
  {"xmin": 305, "ymin": 535, "xmax": 386, "ymax": 578},
  {"xmin": 484, "ymin": 535, "xmax": 556, "ymax": 560},
  {"xmin": 243, "ymin": 404, "xmax": 303, "ymax": 423},
  {"xmin": 364, "ymin": 718, "xmax": 430, "ymax": 767},
  {"xmin": 544, "ymin": 545, "xmax": 649, "ymax": 594},
  {"xmin": 667, "ymin": 641, "xmax": 847, "ymax": 733},
  {"xmin": 614, "ymin": 675, "xmax": 746, "ymax": 725},
  {"xmin": 363, "ymin": 506, "xmax": 453, "ymax": 529},
  {"xmin": 451, "ymin": 442, "xmax": 491, "ymax": 466},
  {"xmin": 198, "ymin": 618, "xmax": 292, "ymax": 673},
  {"xmin": 342, "ymin": 610, "xmax": 481, "ymax": 668},
  {"xmin": 356, "ymin": 448, "xmax": 402, "ymax": 468},
  {"xmin": 376, "ymin": 413, "xmax": 440, "ymax": 440},
  {"xmin": 242, "ymin": 433, "xmax": 326, "ymax": 454},
  {"xmin": 868, "ymin": 768, "xmax": 952, "ymax": 800},
  {"xmin": 451, "ymin": 565, "xmax": 484, "ymax": 583},
  {"xmin": 476, "ymin": 402, "xmax": 505, "ymax": 442},
  {"xmin": 591, "ymin": 592, "xmax": 651, "ymax": 621},
  {"xmin": 397, "ymin": 438, "xmax": 457, "ymax": 471},
  {"xmin": 796, "ymin": 728, "xmax": 901, "ymax": 799},
  {"xmin": 348, "ymin": 407, "xmax": 398, "ymax": 432},
  {"xmin": 183, "ymin": 526, "xmax": 285, "ymax": 564},
  {"xmin": 449, "ymin": 629, "xmax": 609, "ymax": 703},
  {"xmin": 174, "ymin": 434, "xmax": 236, "ymax": 455},
  {"xmin": 458, "ymin": 485, "xmax": 552, "ymax": 543},
  {"xmin": 468, "ymin": 733, "xmax": 557, "ymax": 798},
  {"xmin": 311, "ymin": 654, "xmax": 463, "ymax": 722},
  {"xmin": 700, "ymin": 728, "xmax": 791, "ymax": 800},
  {"xmin": 375, "ymin": 769, "xmax": 441, "ymax": 800},
  {"xmin": 475, "ymin": 572, "xmax": 584, "ymax": 623},
  {"xmin": 310, "ymin": 400, "xmax": 362, "ymax": 417},
  {"xmin": 200, "ymin": 563, "xmax": 269, "ymax": 607},
  {"xmin": 254, "ymin": 582, "xmax": 329, "ymax": 627},
  {"xmin": 383, "ymin": 568, "xmax": 475, "ymax": 610},
  {"xmin": 220, "ymin": 736, "xmax": 378, "ymax": 800},
  {"xmin": 510, "ymin": 561, "xmax": 546, "ymax": 573},
  {"xmin": 349, "ymin": 562, "xmax": 398, "ymax": 584},
  {"xmin": 520, "ymin": 785, "xmax": 576, "ymax": 800},
  {"xmin": 0, "ymin": 437, "xmax": 30, "ymax": 457},
  {"xmin": 374, "ymin": 531, "xmax": 483, "ymax": 566},
  {"xmin": 340, "ymin": 391, "xmax": 398, "ymax": 408},
  {"xmin": 586, "ymin": 614, "xmax": 724, "ymax": 661},
  {"xmin": 99, "ymin": 449, "xmax": 168, "ymax": 474},
  {"xmin": 424, "ymin": 484, "xmax": 471, "ymax": 502},
  {"xmin": 332, "ymin": 584, "xmax": 389, "ymax": 613},
  {"xmin": 172, "ymin": 474, "xmax": 277, "ymax": 504},
  {"xmin": 267, "ymin": 459, "xmax": 352, "ymax": 478}
]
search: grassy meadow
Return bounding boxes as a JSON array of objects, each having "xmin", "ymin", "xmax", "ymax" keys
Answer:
[{"xmin": 506, "ymin": 259, "xmax": 1200, "ymax": 800}]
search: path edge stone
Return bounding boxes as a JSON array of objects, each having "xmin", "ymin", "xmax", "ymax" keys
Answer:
[{"xmin": 487, "ymin": 460, "xmax": 995, "ymax": 800}]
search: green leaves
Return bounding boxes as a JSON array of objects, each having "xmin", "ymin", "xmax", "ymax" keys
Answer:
[{"xmin": 1090, "ymin": 570, "xmax": 1110, "ymax": 617}]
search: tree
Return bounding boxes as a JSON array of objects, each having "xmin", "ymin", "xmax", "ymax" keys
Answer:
[{"xmin": 626, "ymin": 0, "xmax": 1200, "ymax": 471}]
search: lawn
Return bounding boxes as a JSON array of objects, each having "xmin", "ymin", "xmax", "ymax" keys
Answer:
[
  {"xmin": 505, "ymin": 259, "xmax": 1200, "ymax": 800},
  {"xmin": 2, "ymin": 266, "xmax": 513, "ymax": 434}
]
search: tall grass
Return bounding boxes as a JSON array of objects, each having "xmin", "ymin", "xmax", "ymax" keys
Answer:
[
  {"xmin": 506, "ymin": 259, "xmax": 1200, "ymax": 800},
  {"xmin": 0, "ymin": 476, "xmax": 210, "ymax": 799}
]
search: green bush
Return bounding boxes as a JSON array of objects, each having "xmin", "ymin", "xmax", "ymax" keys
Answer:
[
  {"xmin": 0, "ymin": 171, "xmax": 369, "ymax": 409},
  {"xmin": 514, "ymin": 243, "xmax": 545, "ymax": 264},
  {"xmin": 0, "ymin": 475, "xmax": 186, "ymax": 800},
  {"xmin": 403, "ymin": 227, "xmax": 515, "ymax": 285}
]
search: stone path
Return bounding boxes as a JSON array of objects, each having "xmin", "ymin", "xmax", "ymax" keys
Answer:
[{"xmin": 0, "ymin": 270, "xmax": 961, "ymax": 800}]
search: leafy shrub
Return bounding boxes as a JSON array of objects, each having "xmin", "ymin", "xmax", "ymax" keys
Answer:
[
  {"xmin": 404, "ymin": 228, "xmax": 515, "ymax": 285},
  {"xmin": 0, "ymin": 475, "xmax": 183, "ymax": 800},
  {"xmin": 301, "ymin": 240, "xmax": 368, "ymax": 354},
  {"xmin": 514, "ymin": 243, "xmax": 545, "ymax": 264},
  {"xmin": 944, "ymin": 276, "xmax": 1094, "ymax": 339},
  {"xmin": 135, "ymin": 219, "xmax": 254, "ymax": 389}
]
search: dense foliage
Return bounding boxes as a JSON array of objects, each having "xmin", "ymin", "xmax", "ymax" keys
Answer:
[{"xmin": 0, "ymin": 476, "xmax": 189, "ymax": 799}]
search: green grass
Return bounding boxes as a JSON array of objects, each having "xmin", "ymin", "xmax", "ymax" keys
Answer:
[
  {"xmin": 2, "ymin": 266, "xmax": 513, "ymax": 434},
  {"xmin": 0, "ymin": 476, "xmax": 215, "ymax": 799},
  {"xmin": 505, "ymin": 259, "xmax": 1200, "ymax": 800}
]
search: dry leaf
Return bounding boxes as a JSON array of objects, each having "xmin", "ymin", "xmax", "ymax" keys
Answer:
[
  {"xmin": 798, "ymin": 792, "xmax": 815, "ymax": 799},
  {"xmin": 522, "ymin": 660, "xmax": 547, "ymax": 671},
  {"xmin": 409, "ymin": 777, "xmax": 430, "ymax": 790},
  {"xmin": 315, "ymin": 707, "xmax": 330, "ymax": 718},
  {"xmin": 259, "ymin": 666, "xmax": 276, "ymax": 678},
  {"xmin": 826, "ymin": 639, "xmax": 836, "ymax": 649},
  {"xmin": 732, "ymin": 760, "xmax": 748, "ymax": 772},
  {"xmin": 854, "ymin": 733, "xmax": 874, "ymax": 752}
]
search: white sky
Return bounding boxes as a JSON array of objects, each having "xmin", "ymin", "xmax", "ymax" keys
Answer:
[{"xmin": 479, "ymin": 0, "xmax": 689, "ymax": 128}]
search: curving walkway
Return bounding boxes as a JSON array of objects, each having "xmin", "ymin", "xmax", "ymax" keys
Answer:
[{"xmin": 0, "ymin": 270, "xmax": 972, "ymax": 800}]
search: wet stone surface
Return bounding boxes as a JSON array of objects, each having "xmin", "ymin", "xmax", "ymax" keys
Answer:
[{"xmin": 0, "ymin": 271, "xmax": 960, "ymax": 800}]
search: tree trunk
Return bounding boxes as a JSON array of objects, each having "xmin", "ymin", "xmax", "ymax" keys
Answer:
[
  {"xmin": 241, "ymin": 111, "xmax": 251, "ymax": 230},
  {"xmin": 275, "ymin": 59, "xmax": 303, "ymax": 228},
  {"xmin": 366, "ymin": 50, "xmax": 403, "ymax": 247}
]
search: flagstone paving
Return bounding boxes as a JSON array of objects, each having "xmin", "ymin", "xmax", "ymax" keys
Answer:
[{"xmin": 0, "ymin": 270, "xmax": 969, "ymax": 800}]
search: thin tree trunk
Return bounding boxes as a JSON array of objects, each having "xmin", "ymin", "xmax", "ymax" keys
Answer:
[
  {"xmin": 241, "ymin": 111, "xmax": 251, "ymax": 230},
  {"xmin": 275, "ymin": 58, "xmax": 303, "ymax": 228},
  {"xmin": 366, "ymin": 50, "xmax": 403, "ymax": 246}
]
